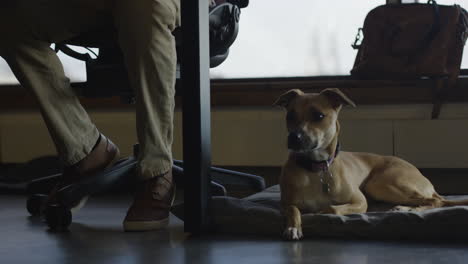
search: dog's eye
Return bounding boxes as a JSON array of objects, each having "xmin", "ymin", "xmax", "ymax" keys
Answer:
[
  {"xmin": 286, "ymin": 111, "xmax": 297, "ymax": 122},
  {"xmin": 310, "ymin": 111, "xmax": 325, "ymax": 121}
]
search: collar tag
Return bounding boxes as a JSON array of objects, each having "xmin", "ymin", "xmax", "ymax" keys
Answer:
[{"xmin": 320, "ymin": 170, "xmax": 333, "ymax": 194}]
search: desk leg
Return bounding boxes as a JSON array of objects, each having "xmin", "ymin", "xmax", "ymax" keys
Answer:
[{"xmin": 180, "ymin": 0, "xmax": 212, "ymax": 234}]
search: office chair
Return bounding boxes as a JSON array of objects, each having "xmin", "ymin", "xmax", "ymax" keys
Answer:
[{"xmin": 26, "ymin": 0, "xmax": 266, "ymax": 230}]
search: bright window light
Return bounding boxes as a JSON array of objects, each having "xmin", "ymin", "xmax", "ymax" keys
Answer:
[
  {"xmin": 210, "ymin": 0, "xmax": 468, "ymax": 78},
  {"xmin": 1, "ymin": 1, "xmax": 468, "ymax": 84}
]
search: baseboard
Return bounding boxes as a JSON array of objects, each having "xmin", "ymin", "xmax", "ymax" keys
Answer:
[{"xmin": 221, "ymin": 166, "xmax": 468, "ymax": 195}]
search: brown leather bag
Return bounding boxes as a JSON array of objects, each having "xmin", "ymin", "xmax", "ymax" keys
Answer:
[{"xmin": 351, "ymin": 1, "xmax": 468, "ymax": 82}]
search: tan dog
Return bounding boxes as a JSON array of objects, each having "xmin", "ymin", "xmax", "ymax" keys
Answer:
[{"xmin": 275, "ymin": 88, "xmax": 468, "ymax": 240}]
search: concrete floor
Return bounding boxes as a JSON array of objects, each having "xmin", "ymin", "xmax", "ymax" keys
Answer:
[{"xmin": 1, "ymin": 194, "xmax": 468, "ymax": 264}]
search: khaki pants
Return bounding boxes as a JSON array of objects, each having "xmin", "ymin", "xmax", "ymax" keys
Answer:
[{"xmin": 0, "ymin": 0, "xmax": 180, "ymax": 179}]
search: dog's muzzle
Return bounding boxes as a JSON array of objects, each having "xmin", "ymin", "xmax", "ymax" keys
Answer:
[
  {"xmin": 288, "ymin": 131, "xmax": 305, "ymax": 150},
  {"xmin": 288, "ymin": 131, "xmax": 317, "ymax": 151}
]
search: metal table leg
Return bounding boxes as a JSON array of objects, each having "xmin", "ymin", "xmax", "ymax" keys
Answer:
[{"xmin": 180, "ymin": 0, "xmax": 212, "ymax": 234}]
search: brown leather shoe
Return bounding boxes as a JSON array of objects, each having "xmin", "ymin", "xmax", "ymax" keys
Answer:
[
  {"xmin": 123, "ymin": 170, "xmax": 175, "ymax": 231},
  {"xmin": 46, "ymin": 134, "xmax": 120, "ymax": 210},
  {"xmin": 62, "ymin": 134, "xmax": 120, "ymax": 182}
]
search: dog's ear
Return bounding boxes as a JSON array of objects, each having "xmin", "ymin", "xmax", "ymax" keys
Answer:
[
  {"xmin": 274, "ymin": 89, "xmax": 304, "ymax": 108},
  {"xmin": 320, "ymin": 88, "xmax": 356, "ymax": 109}
]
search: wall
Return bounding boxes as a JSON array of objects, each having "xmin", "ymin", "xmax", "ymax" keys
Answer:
[{"xmin": 1, "ymin": 103, "xmax": 468, "ymax": 168}]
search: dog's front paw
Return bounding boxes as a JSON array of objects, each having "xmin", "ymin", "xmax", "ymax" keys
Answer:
[{"xmin": 282, "ymin": 227, "xmax": 303, "ymax": 241}]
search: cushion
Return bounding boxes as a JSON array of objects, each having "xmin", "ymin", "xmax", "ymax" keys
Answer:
[{"xmin": 204, "ymin": 185, "xmax": 468, "ymax": 239}]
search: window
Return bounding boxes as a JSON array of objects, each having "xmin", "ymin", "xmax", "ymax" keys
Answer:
[
  {"xmin": 0, "ymin": 46, "xmax": 89, "ymax": 85},
  {"xmin": 1, "ymin": 1, "xmax": 468, "ymax": 84},
  {"xmin": 210, "ymin": 0, "xmax": 468, "ymax": 78}
]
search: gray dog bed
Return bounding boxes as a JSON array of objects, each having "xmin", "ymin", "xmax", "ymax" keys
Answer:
[{"xmin": 175, "ymin": 185, "xmax": 468, "ymax": 240}]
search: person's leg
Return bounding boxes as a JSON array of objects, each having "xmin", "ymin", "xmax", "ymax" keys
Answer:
[
  {"xmin": 114, "ymin": 0, "xmax": 180, "ymax": 179},
  {"xmin": 0, "ymin": 1, "xmax": 118, "ymax": 181},
  {"xmin": 113, "ymin": 0, "xmax": 180, "ymax": 231}
]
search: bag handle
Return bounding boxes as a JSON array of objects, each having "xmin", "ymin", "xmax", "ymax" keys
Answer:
[
  {"xmin": 389, "ymin": 0, "xmax": 441, "ymax": 57},
  {"xmin": 424, "ymin": 0, "xmax": 441, "ymax": 47}
]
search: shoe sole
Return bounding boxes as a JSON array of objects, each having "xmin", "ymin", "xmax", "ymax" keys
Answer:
[
  {"xmin": 70, "ymin": 195, "xmax": 89, "ymax": 213},
  {"xmin": 123, "ymin": 184, "xmax": 177, "ymax": 232}
]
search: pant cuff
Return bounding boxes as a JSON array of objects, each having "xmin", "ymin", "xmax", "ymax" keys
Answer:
[
  {"xmin": 137, "ymin": 159, "xmax": 173, "ymax": 180},
  {"xmin": 62, "ymin": 128, "xmax": 100, "ymax": 166}
]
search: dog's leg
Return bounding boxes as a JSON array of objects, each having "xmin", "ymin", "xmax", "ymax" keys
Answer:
[
  {"xmin": 322, "ymin": 190, "xmax": 368, "ymax": 215},
  {"xmin": 282, "ymin": 205, "xmax": 303, "ymax": 240},
  {"xmin": 364, "ymin": 168, "xmax": 447, "ymax": 211}
]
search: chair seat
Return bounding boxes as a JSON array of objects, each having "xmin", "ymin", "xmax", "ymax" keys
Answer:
[
  {"xmin": 59, "ymin": 11, "xmax": 116, "ymax": 48},
  {"xmin": 61, "ymin": 1, "xmax": 242, "ymax": 98},
  {"xmin": 64, "ymin": 29, "xmax": 116, "ymax": 48}
]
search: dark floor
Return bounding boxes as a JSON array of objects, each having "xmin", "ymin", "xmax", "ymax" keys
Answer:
[{"xmin": 2, "ymin": 194, "xmax": 468, "ymax": 264}]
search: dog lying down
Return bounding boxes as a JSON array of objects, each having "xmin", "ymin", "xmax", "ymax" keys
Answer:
[{"xmin": 274, "ymin": 88, "xmax": 468, "ymax": 240}]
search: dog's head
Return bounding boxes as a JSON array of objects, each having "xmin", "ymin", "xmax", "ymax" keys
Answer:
[{"xmin": 274, "ymin": 88, "xmax": 355, "ymax": 156}]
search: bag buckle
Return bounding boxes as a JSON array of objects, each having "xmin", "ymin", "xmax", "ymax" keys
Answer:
[{"xmin": 351, "ymin": 28, "xmax": 363, "ymax": 50}]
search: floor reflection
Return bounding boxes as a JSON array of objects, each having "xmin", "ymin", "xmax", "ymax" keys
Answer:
[{"xmin": 3, "ymin": 195, "xmax": 468, "ymax": 264}]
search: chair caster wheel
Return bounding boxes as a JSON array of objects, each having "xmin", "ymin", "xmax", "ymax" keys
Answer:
[
  {"xmin": 26, "ymin": 194, "xmax": 48, "ymax": 216},
  {"xmin": 45, "ymin": 204, "xmax": 72, "ymax": 231}
]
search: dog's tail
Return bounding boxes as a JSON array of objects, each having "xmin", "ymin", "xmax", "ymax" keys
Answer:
[
  {"xmin": 436, "ymin": 193, "xmax": 468, "ymax": 207},
  {"xmin": 426, "ymin": 193, "xmax": 468, "ymax": 207},
  {"xmin": 442, "ymin": 199, "xmax": 468, "ymax": 207}
]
